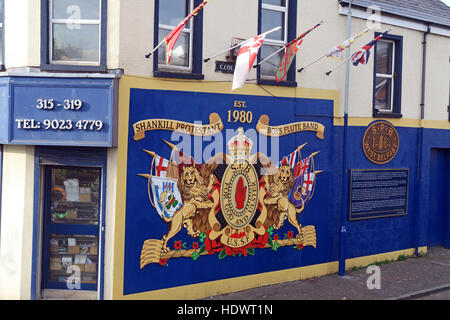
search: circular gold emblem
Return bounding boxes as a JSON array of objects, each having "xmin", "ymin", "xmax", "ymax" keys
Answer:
[
  {"xmin": 220, "ymin": 160, "xmax": 259, "ymax": 229},
  {"xmin": 363, "ymin": 121, "xmax": 399, "ymax": 164}
]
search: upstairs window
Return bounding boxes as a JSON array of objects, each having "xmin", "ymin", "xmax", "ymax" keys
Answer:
[
  {"xmin": 373, "ymin": 34, "xmax": 403, "ymax": 117},
  {"xmin": 374, "ymin": 40, "xmax": 395, "ymax": 112},
  {"xmin": 258, "ymin": 0, "xmax": 297, "ymax": 86},
  {"xmin": 154, "ymin": 0, "xmax": 204, "ymax": 79},
  {"xmin": 158, "ymin": 0, "xmax": 193, "ymax": 71},
  {"xmin": 41, "ymin": 0, "xmax": 107, "ymax": 72}
]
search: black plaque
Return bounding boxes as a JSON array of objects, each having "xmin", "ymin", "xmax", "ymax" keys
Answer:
[
  {"xmin": 349, "ymin": 169, "xmax": 409, "ymax": 221},
  {"xmin": 215, "ymin": 61, "xmax": 235, "ymax": 74}
]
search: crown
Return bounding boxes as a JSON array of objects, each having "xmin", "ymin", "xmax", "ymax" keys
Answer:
[{"xmin": 227, "ymin": 127, "xmax": 253, "ymax": 160}]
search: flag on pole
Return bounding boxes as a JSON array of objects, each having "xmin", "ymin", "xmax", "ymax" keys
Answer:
[
  {"xmin": 277, "ymin": 149, "xmax": 298, "ymax": 170},
  {"xmin": 274, "ymin": 20, "xmax": 324, "ymax": 82},
  {"xmin": 275, "ymin": 39, "xmax": 303, "ymax": 82},
  {"xmin": 302, "ymin": 172, "xmax": 315, "ymax": 192},
  {"xmin": 294, "ymin": 156, "xmax": 310, "ymax": 178},
  {"xmin": 154, "ymin": 156, "xmax": 169, "ymax": 178},
  {"xmin": 232, "ymin": 27, "xmax": 281, "ymax": 90},
  {"xmin": 326, "ymin": 28, "xmax": 369, "ymax": 60},
  {"xmin": 351, "ymin": 30, "xmax": 390, "ymax": 66},
  {"xmin": 164, "ymin": 0, "xmax": 210, "ymax": 64}
]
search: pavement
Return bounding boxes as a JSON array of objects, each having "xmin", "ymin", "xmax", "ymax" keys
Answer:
[{"xmin": 206, "ymin": 246, "xmax": 450, "ymax": 300}]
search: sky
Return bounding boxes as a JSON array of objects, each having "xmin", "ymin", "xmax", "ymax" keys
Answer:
[{"xmin": 443, "ymin": 0, "xmax": 450, "ymax": 6}]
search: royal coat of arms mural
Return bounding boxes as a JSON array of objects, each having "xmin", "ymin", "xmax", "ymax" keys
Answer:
[{"xmin": 123, "ymin": 88, "xmax": 331, "ymax": 294}]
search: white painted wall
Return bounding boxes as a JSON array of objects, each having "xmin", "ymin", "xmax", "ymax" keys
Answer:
[
  {"xmin": 4, "ymin": 0, "xmax": 40, "ymax": 69},
  {"xmin": 0, "ymin": 145, "xmax": 35, "ymax": 300}
]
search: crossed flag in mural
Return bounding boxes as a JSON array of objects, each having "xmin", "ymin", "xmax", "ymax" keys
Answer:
[{"xmin": 144, "ymin": 0, "xmax": 392, "ymax": 90}]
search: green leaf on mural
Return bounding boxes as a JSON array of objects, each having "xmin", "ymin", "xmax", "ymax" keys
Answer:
[
  {"xmin": 218, "ymin": 248, "xmax": 228, "ymax": 260},
  {"xmin": 247, "ymin": 247, "xmax": 255, "ymax": 256},
  {"xmin": 198, "ymin": 244, "xmax": 206, "ymax": 255}
]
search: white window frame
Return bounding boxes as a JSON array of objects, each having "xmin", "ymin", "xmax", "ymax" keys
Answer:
[
  {"xmin": 48, "ymin": 0, "xmax": 102, "ymax": 66},
  {"xmin": 260, "ymin": 0, "xmax": 289, "ymax": 79},
  {"xmin": 158, "ymin": 0, "xmax": 194, "ymax": 72},
  {"xmin": 375, "ymin": 39, "xmax": 396, "ymax": 113}
]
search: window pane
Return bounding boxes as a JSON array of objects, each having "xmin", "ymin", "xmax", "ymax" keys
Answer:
[
  {"xmin": 376, "ymin": 41, "xmax": 393, "ymax": 75},
  {"xmin": 158, "ymin": 29, "xmax": 190, "ymax": 67},
  {"xmin": 262, "ymin": 0, "xmax": 286, "ymax": 6},
  {"xmin": 52, "ymin": 0, "xmax": 100, "ymax": 20},
  {"xmin": 261, "ymin": 9, "xmax": 285, "ymax": 41},
  {"xmin": 159, "ymin": 0, "xmax": 190, "ymax": 27},
  {"xmin": 260, "ymin": 44, "xmax": 283, "ymax": 78},
  {"xmin": 375, "ymin": 77, "xmax": 392, "ymax": 111},
  {"xmin": 49, "ymin": 234, "xmax": 98, "ymax": 285},
  {"xmin": 50, "ymin": 168, "xmax": 101, "ymax": 225},
  {"xmin": 52, "ymin": 23, "xmax": 100, "ymax": 62}
]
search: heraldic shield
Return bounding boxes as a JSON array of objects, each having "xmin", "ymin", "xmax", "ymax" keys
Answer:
[{"xmin": 139, "ymin": 127, "xmax": 321, "ymax": 268}]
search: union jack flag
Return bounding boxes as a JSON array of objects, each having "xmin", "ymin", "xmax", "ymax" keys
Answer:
[
  {"xmin": 351, "ymin": 30, "xmax": 390, "ymax": 66},
  {"xmin": 294, "ymin": 156, "xmax": 310, "ymax": 177},
  {"xmin": 277, "ymin": 150, "xmax": 297, "ymax": 170}
]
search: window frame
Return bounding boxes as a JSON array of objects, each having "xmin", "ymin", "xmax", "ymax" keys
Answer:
[
  {"xmin": 40, "ymin": 0, "xmax": 107, "ymax": 72},
  {"xmin": 374, "ymin": 39, "xmax": 395, "ymax": 113},
  {"xmin": 373, "ymin": 33, "xmax": 403, "ymax": 118},
  {"xmin": 257, "ymin": 0, "xmax": 297, "ymax": 87},
  {"xmin": 153, "ymin": 0, "xmax": 204, "ymax": 80}
]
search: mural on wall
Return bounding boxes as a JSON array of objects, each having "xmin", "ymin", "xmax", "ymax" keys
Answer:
[{"xmin": 135, "ymin": 114, "xmax": 324, "ymax": 269}]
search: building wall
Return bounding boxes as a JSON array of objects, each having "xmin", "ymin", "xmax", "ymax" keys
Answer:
[
  {"xmin": 0, "ymin": 145, "xmax": 35, "ymax": 299},
  {"xmin": 0, "ymin": 0, "xmax": 448, "ymax": 300}
]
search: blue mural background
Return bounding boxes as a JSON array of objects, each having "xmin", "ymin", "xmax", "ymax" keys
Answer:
[{"xmin": 122, "ymin": 88, "xmax": 449, "ymax": 295}]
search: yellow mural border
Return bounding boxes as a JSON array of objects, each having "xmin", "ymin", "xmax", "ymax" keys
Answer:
[{"xmin": 112, "ymin": 75, "xmax": 434, "ymax": 300}]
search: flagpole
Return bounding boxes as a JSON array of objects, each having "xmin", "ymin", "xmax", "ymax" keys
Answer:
[
  {"xmin": 144, "ymin": 39, "xmax": 165, "ymax": 59},
  {"xmin": 299, "ymin": 28, "xmax": 369, "ymax": 73},
  {"xmin": 253, "ymin": 45, "xmax": 286, "ymax": 68},
  {"xmin": 204, "ymin": 26, "xmax": 281, "ymax": 63},
  {"xmin": 325, "ymin": 53, "xmax": 353, "ymax": 75},
  {"xmin": 145, "ymin": 0, "xmax": 211, "ymax": 59},
  {"xmin": 338, "ymin": 0, "xmax": 353, "ymax": 278},
  {"xmin": 298, "ymin": 54, "xmax": 326, "ymax": 73},
  {"xmin": 254, "ymin": 20, "xmax": 324, "ymax": 68}
]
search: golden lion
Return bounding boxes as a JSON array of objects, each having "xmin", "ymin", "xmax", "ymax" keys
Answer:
[
  {"xmin": 264, "ymin": 164, "xmax": 304, "ymax": 238},
  {"xmin": 160, "ymin": 165, "xmax": 215, "ymax": 253}
]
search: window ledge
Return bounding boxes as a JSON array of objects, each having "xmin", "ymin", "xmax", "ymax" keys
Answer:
[
  {"xmin": 257, "ymin": 79, "xmax": 298, "ymax": 88},
  {"xmin": 154, "ymin": 71, "xmax": 204, "ymax": 80},
  {"xmin": 41, "ymin": 64, "xmax": 107, "ymax": 73},
  {"xmin": 373, "ymin": 111, "xmax": 403, "ymax": 118}
]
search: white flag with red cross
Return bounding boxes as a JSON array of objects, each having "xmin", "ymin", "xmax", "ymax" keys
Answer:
[
  {"xmin": 302, "ymin": 172, "xmax": 315, "ymax": 192},
  {"xmin": 154, "ymin": 156, "xmax": 169, "ymax": 178},
  {"xmin": 232, "ymin": 27, "xmax": 281, "ymax": 90},
  {"xmin": 232, "ymin": 35, "xmax": 265, "ymax": 90}
]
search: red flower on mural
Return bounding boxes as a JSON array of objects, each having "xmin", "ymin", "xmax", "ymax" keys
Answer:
[
  {"xmin": 287, "ymin": 231, "xmax": 294, "ymax": 239},
  {"xmin": 273, "ymin": 234, "xmax": 279, "ymax": 241},
  {"xmin": 174, "ymin": 240, "xmax": 183, "ymax": 250},
  {"xmin": 297, "ymin": 244, "xmax": 304, "ymax": 250},
  {"xmin": 159, "ymin": 258, "xmax": 168, "ymax": 266},
  {"xmin": 192, "ymin": 242, "xmax": 199, "ymax": 249}
]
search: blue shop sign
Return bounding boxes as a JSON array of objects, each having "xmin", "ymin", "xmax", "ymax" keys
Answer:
[{"xmin": 0, "ymin": 76, "xmax": 117, "ymax": 146}]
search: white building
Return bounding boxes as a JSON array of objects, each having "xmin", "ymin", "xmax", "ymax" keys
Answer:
[{"xmin": 0, "ymin": 0, "xmax": 449, "ymax": 300}]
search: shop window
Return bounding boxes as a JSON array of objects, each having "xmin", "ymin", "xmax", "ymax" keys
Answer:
[
  {"xmin": 42, "ymin": 166, "xmax": 102, "ymax": 291},
  {"xmin": 373, "ymin": 33, "xmax": 403, "ymax": 118},
  {"xmin": 153, "ymin": 0, "xmax": 204, "ymax": 79},
  {"xmin": 41, "ymin": 0, "xmax": 107, "ymax": 72},
  {"xmin": 258, "ymin": 0, "xmax": 297, "ymax": 86}
]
